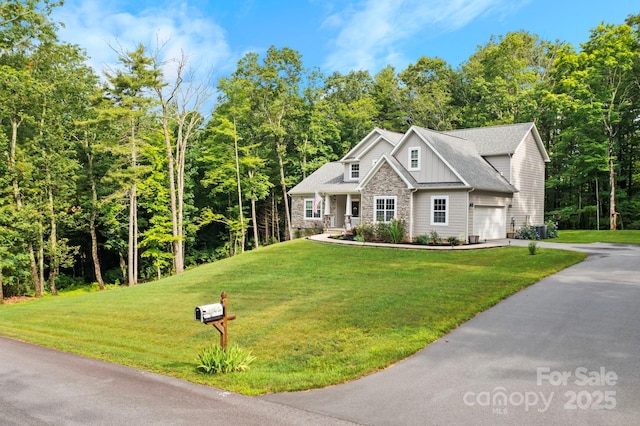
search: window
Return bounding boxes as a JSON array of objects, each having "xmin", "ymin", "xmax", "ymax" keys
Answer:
[
  {"xmin": 304, "ymin": 198, "xmax": 323, "ymax": 220},
  {"xmin": 409, "ymin": 147, "xmax": 420, "ymax": 171},
  {"xmin": 431, "ymin": 196, "xmax": 448, "ymax": 225},
  {"xmin": 374, "ymin": 196, "xmax": 396, "ymax": 222},
  {"xmin": 350, "ymin": 163, "xmax": 360, "ymax": 180}
]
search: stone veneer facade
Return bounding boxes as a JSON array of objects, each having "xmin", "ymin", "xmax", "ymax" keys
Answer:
[{"xmin": 360, "ymin": 162, "xmax": 411, "ymax": 225}]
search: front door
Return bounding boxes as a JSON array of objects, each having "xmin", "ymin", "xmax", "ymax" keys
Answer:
[{"xmin": 351, "ymin": 200, "xmax": 360, "ymax": 227}]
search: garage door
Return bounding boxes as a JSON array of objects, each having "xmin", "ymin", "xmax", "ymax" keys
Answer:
[{"xmin": 473, "ymin": 206, "xmax": 506, "ymax": 240}]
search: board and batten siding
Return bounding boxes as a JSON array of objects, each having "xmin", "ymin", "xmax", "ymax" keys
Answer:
[
  {"xmin": 343, "ymin": 139, "xmax": 394, "ymax": 182},
  {"xmin": 412, "ymin": 190, "xmax": 468, "ymax": 240},
  {"xmin": 396, "ymin": 134, "xmax": 461, "ymax": 183},
  {"xmin": 511, "ymin": 131, "xmax": 545, "ymax": 227}
]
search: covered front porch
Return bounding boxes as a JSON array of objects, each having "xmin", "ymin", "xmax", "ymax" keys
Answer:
[{"xmin": 320, "ymin": 193, "xmax": 361, "ymax": 230}]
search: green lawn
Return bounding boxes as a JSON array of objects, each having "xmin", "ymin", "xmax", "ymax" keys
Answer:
[
  {"xmin": 0, "ymin": 239, "xmax": 585, "ymax": 395},
  {"xmin": 550, "ymin": 229, "xmax": 640, "ymax": 244}
]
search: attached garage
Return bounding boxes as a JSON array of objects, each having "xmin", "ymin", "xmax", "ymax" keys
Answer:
[{"xmin": 473, "ymin": 206, "xmax": 506, "ymax": 240}]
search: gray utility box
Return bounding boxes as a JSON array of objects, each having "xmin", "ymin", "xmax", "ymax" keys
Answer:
[
  {"xmin": 195, "ymin": 303, "xmax": 224, "ymax": 323},
  {"xmin": 535, "ymin": 225, "xmax": 548, "ymax": 239}
]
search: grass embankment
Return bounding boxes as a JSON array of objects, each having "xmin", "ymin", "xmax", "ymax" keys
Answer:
[
  {"xmin": 0, "ymin": 239, "xmax": 584, "ymax": 395},
  {"xmin": 550, "ymin": 229, "xmax": 640, "ymax": 244}
]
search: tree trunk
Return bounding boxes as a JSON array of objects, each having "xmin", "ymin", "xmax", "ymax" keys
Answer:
[
  {"xmin": 0, "ymin": 262, "xmax": 4, "ymax": 304},
  {"xmin": 47, "ymin": 169, "xmax": 58, "ymax": 296},
  {"xmin": 128, "ymin": 123, "xmax": 138, "ymax": 286},
  {"xmin": 609, "ymin": 138, "xmax": 617, "ymax": 231},
  {"xmin": 251, "ymin": 195, "xmax": 259, "ymax": 249},
  {"xmin": 275, "ymin": 138, "xmax": 293, "ymax": 240},
  {"xmin": 85, "ymin": 140, "xmax": 105, "ymax": 289},
  {"xmin": 9, "ymin": 118, "xmax": 42, "ymax": 294},
  {"xmin": 233, "ymin": 117, "xmax": 246, "ymax": 253},
  {"xmin": 160, "ymin": 105, "xmax": 184, "ymax": 274}
]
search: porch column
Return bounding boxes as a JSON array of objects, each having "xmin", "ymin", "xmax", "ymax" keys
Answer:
[
  {"xmin": 344, "ymin": 194, "xmax": 352, "ymax": 229},
  {"xmin": 323, "ymin": 195, "xmax": 331, "ymax": 229}
]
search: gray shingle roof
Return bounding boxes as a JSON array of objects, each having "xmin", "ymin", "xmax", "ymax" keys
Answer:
[
  {"xmin": 443, "ymin": 122, "xmax": 535, "ymax": 156},
  {"xmin": 411, "ymin": 127, "xmax": 517, "ymax": 193},
  {"xmin": 288, "ymin": 162, "xmax": 359, "ymax": 195}
]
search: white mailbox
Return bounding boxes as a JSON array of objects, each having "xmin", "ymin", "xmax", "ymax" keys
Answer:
[{"xmin": 195, "ymin": 303, "xmax": 224, "ymax": 323}]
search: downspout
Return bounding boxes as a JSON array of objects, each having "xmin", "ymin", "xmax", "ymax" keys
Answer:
[
  {"xmin": 467, "ymin": 187, "xmax": 475, "ymax": 242},
  {"xmin": 409, "ymin": 188, "xmax": 418, "ymax": 241}
]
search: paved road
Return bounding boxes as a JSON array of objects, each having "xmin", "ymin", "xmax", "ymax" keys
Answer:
[
  {"xmin": 263, "ymin": 241, "xmax": 640, "ymax": 425},
  {"xmin": 0, "ymin": 337, "xmax": 354, "ymax": 425},
  {"xmin": 2, "ymin": 242, "xmax": 639, "ymax": 425}
]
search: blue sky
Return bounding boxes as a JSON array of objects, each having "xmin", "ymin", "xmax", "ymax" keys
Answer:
[{"xmin": 53, "ymin": 0, "xmax": 638, "ymax": 81}]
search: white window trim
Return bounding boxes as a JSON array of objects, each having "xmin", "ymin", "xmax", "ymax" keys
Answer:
[
  {"xmin": 408, "ymin": 147, "xmax": 421, "ymax": 171},
  {"xmin": 304, "ymin": 198, "xmax": 323, "ymax": 220},
  {"xmin": 431, "ymin": 195, "xmax": 449, "ymax": 226},
  {"xmin": 350, "ymin": 163, "xmax": 360, "ymax": 180},
  {"xmin": 374, "ymin": 196, "xmax": 397, "ymax": 223}
]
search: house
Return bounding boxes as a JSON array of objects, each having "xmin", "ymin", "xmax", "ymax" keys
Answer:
[{"xmin": 289, "ymin": 122, "xmax": 550, "ymax": 242}]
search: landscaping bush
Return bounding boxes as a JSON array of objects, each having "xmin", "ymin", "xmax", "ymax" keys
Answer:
[
  {"xmin": 545, "ymin": 220, "xmax": 559, "ymax": 238},
  {"xmin": 415, "ymin": 234, "xmax": 430, "ymax": 245},
  {"xmin": 374, "ymin": 222, "xmax": 391, "ymax": 242},
  {"xmin": 196, "ymin": 344, "xmax": 256, "ymax": 375},
  {"xmin": 447, "ymin": 236, "xmax": 461, "ymax": 246},
  {"xmin": 354, "ymin": 223, "xmax": 375, "ymax": 241},
  {"xmin": 528, "ymin": 241, "xmax": 538, "ymax": 255},
  {"xmin": 517, "ymin": 223, "xmax": 540, "ymax": 240},
  {"xmin": 387, "ymin": 218, "xmax": 406, "ymax": 243},
  {"xmin": 429, "ymin": 230, "xmax": 442, "ymax": 245}
]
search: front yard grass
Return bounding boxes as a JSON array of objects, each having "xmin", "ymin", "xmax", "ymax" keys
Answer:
[
  {"xmin": 551, "ymin": 229, "xmax": 640, "ymax": 244},
  {"xmin": 0, "ymin": 239, "xmax": 585, "ymax": 395}
]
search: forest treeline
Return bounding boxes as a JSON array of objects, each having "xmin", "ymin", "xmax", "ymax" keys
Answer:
[{"xmin": 1, "ymin": 1, "xmax": 639, "ymax": 298}]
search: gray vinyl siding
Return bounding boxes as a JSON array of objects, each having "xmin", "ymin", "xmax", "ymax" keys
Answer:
[
  {"xmin": 511, "ymin": 132, "xmax": 546, "ymax": 227},
  {"xmin": 412, "ymin": 190, "xmax": 468, "ymax": 240},
  {"xmin": 483, "ymin": 155, "xmax": 511, "ymax": 182},
  {"xmin": 396, "ymin": 134, "xmax": 460, "ymax": 183},
  {"xmin": 343, "ymin": 139, "xmax": 394, "ymax": 182}
]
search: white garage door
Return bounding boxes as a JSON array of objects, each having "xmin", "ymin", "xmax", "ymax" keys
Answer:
[{"xmin": 473, "ymin": 206, "xmax": 506, "ymax": 240}]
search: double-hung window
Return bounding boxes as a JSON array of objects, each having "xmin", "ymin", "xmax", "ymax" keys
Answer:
[
  {"xmin": 304, "ymin": 198, "xmax": 322, "ymax": 219},
  {"xmin": 350, "ymin": 163, "xmax": 360, "ymax": 180},
  {"xmin": 374, "ymin": 196, "xmax": 396, "ymax": 223},
  {"xmin": 409, "ymin": 147, "xmax": 420, "ymax": 171},
  {"xmin": 431, "ymin": 196, "xmax": 448, "ymax": 225}
]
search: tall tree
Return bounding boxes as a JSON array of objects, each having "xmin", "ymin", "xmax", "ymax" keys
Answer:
[
  {"xmin": 153, "ymin": 49, "xmax": 211, "ymax": 273},
  {"xmin": 555, "ymin": 23, "xmax": 638, "ymax": 229},
  {"xmin": 235, "ymin": 46, "xmax": 305, "ymax": 241},
  {"xmin": 399, "ymin": 56, "xmax": 458, "ymax": 130},
  {"xmin": 104, "ymin": 44, "xmax": 159, "ymax": 285}
]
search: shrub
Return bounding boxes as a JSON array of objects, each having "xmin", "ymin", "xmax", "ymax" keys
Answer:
[
  {"xmin": 528, "ymin": 241, "xmax": 538, "ymax": 255},
  {"xmin": 354, "ymin": 223, "xmax": 375, "ymax": 241},
  {"xmin": 374, "ymin": 222, "xmax": 391, "ymax": 242},
  {"xmin": 415, "ymin": 234, "xmax": 430, "ymax": 245},
  {"xmin": 354, "ymin": 234, "xmax": 365, "ymax": 243},
  {"xmin": 196, "ymin": 344, "xmax": 256, "ymax": 375},
  {"xmin": 545, "ymin": 220, "xmax": 559, "ymax": 238},
  {"xmin": 387, "ymin": 218, "xmax": 406, "ymax": 243},
  {"xmin": 447, "ymin": 236, "xmax": 461, "ymax": 246},
  {"xmin": 429, "ymin": 230, "xmax": 442, "ymax": 245},
  {"xmin": 518, "ymin": 223, "xmax": 540, "ymax": 240}
]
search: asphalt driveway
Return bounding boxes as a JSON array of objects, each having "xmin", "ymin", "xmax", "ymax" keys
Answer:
[
  {"xmin": 1, "ymin": 241, "xmax": 639, "ymax": 425},
  {"xmin": 262, "ymin": 241, "xmax": 640, "ymax": 425}
]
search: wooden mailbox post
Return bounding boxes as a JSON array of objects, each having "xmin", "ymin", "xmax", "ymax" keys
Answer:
[{"xmin": 194, "ymin": 291, "xmax": 236, "ymax": 349}]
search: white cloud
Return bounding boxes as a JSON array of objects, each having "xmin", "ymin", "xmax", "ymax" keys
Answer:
[
  {"xmin": 322, "ymin": 0, "xmax": 529, "ymax": 73},
  {"xmin": 52, "ymin": 0, "xmax": 232, "ymax": 83}
]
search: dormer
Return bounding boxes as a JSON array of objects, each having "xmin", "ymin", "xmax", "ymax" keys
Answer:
[{"xmin": 341, "ymin": 127, "xmax": 403, "ymax": 182}]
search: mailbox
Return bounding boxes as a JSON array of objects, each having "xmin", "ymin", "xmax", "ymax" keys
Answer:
[{"xmin": 195, "ymin": 303, "xmax": 224, "ymax": 323}]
